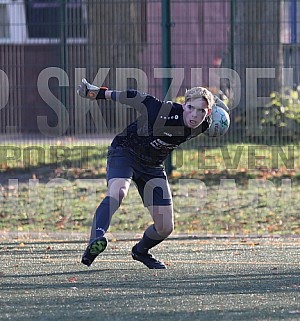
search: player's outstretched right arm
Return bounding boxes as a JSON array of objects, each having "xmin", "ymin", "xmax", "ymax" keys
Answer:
[
  {"xmin": 77, "ymin": 78, "xmax": 111, "ymax": 100},
  {"xmin": 77, "ymin": 78, "xmax": 150, "ymax": 114}
]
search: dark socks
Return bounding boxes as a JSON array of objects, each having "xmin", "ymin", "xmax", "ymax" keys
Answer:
[
  {"xmin": 89, "ymin": 196, "xmax": 120, "ymax": 241},
  {"xmin": 136, "ymin": 225, "xmax": 165, "ymax": 253}
]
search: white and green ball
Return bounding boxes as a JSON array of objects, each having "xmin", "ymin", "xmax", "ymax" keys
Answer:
[{"xmin": 203, "ymin": 105, "xmax": 230, "ymax": 137}]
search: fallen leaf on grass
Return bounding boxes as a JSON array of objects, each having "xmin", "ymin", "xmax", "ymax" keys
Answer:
[
  {"xmin": 233, "ymin": 252, "xmax": 242, "ymax": 255},
  {"xmin": 247, "ymin": 242, "xmax": 260, "ymax": 246},
  {"xmin": 67, "ymin": 277, "xmax": 77, "ymax": 283}
]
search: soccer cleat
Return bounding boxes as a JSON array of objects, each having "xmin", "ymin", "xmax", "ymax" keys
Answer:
[
  {"xmin": 81, "ymin": 236, "xmax": 108, "ymax": 267},
  {"xmin": 131, "ymin": 245, "xmax": 166, "ymax": 269}
]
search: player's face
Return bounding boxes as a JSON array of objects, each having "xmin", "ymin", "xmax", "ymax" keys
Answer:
[{"xmin": 182, "ymin": 98, "xmax": 211, "ymax": 128}]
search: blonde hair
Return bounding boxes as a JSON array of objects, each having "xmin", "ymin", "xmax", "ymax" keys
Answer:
[{"xmin": 184, "ymin": 87, "xmax": 214, "ymax": 109}]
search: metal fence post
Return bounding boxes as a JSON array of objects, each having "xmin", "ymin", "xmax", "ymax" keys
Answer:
[
  {"xmin": 162, "ymin": 0, "xmax": 173, "ymax": 175},
  {"xmin": 60, "ymin": 0, "xmax": 68, "ymax": 134},
  {"xmin": 291, "ymin": 0, "xmax": 297, "ymax": 43}
]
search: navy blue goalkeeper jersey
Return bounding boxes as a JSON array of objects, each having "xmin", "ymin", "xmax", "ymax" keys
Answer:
[{"xmin": 110, "ymin": 90, "xmax": 210, "ymax": 167}]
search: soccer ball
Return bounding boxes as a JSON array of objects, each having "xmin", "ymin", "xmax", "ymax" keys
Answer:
[{"xmin": 203, "ymin": 105, "xmax": 230, "ymax": 137}]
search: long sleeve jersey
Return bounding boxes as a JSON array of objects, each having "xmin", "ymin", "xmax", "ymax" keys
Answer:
[{"xmin": 110, "ymin": 90, "xmax": 210, "ymax": 167}]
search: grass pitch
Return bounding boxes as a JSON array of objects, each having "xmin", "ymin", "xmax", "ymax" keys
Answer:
[
  {"xmin": 0, "ymin": 236, "xmax": 299, "ymax": 321},
  {"xmin": 1, "ymin": 142, "xmax": 300, "ymax": 236}
]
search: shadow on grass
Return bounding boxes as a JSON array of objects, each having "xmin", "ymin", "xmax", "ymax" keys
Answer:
[
  {"xmin": 1, "ymin": 269, "xmax": 299, "ymax": 320},
  {"xmin": 2, "ymin": 268, "xmax": 299, "ymax": 294},
  {"xmin": 1, "ymin": 235, "xmax": 299, "ymax": 321}
]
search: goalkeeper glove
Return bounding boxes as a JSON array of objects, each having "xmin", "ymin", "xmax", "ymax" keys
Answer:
[{"xmin": 77, "ymin": 78, "xmax": 108, "ymax": 100}]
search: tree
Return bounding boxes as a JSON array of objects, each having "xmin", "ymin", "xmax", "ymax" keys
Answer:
[
  {"xmin": 86, "ymin": 0, "xmax": 142, "ymax": 132},
  {"xmin": 232, "ymin": 0, "xmax": 283, "ymax": 136}
]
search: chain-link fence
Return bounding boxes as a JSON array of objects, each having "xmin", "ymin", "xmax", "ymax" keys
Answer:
[{"xmin": 1, "ymin": 0, "xmax": 300, "ymax": 144}]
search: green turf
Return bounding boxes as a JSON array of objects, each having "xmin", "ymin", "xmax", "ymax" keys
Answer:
[
  {"xmin": 1, "ymin": 142, "xmax": 300, "ymax": 235},
  {"xmin": 0, "ymin": 175, "xmax": 300, "ymax": 235},
  {"xmin": 0, "ymin": 237, "xmax": 299, "ymax": 321},
  {"xmin": 1, "ymin": 142, "xmax": 299, "ymax": 178}
]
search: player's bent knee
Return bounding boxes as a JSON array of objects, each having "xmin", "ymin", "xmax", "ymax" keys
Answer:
[
  {"xmin": 107, "ymin": 179, "xmax": 130, "ymax": 203},
  {"xmin": 117, "ymin": 187, "xmax": 127, "ymax": 201},
  {"xmin": 156, "ymin": 223, "xmax": 174, "ymax": 238},
  {"xmin": 108, "ymin": 186, "xmax": 128, "ymax": 203}
]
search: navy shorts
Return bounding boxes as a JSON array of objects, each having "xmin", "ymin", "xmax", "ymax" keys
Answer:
[{"xmin": 106, "ymin": 147, "xmax": 172, "ymax": 207}]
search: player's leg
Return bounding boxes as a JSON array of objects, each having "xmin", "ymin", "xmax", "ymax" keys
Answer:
[
  {"xmin": 132, "ymin": 175, "xmax": 173, "ymax": 269},
  {"xmin": 82, "ymin": 177, "xmax": 131, "ymax": 266},
  {"xmin": 82, "ymin": 147, "xmax": 133, "ymax": 266},
  {"xmin": 136, "ymin": 205, "xmax": 174, "ymax": 252},
  {"xmin": 132, "ymin": 205, "xmax": 173, "ymax": 269},
  {"xmin": 89, "ymin": 178, "xmax": 131, "ymax": 240}
]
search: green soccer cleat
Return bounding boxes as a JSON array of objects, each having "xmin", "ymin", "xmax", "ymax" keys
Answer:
[{"xmin": 81, "ymin": 236, "xmax": 108, "ymax": 267}]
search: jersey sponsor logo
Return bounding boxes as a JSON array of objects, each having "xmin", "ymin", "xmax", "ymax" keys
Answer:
[{"xmin": 150, "ymin": 138, "xmax": 178, "ymax": 150}]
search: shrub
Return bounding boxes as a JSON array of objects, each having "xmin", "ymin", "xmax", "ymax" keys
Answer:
[{"xmin": 261, "ymin": 87, "xmax": 300, "ymax": 131}]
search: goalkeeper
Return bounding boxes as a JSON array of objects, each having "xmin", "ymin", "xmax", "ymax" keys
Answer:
[{"xmin": 77, "ymin": 79, "xmax": 229, "ymax": 269}]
